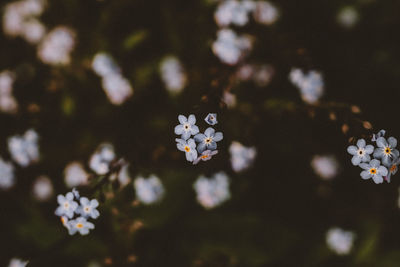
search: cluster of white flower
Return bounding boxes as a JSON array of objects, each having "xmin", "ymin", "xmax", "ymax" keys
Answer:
[
  {"xmin": 37, "ymin": 26, "xmax": 76, "ymax": 66},
  {"xmin": 214, "ymin": 0, "xmax": 278, "ymax": 27},
  {"xmin": 326, "ymin": 227, "xmax": 355, "ymax": 255},
  {"xmin": 229, "ymin": 141, "xmax": 256, "ymax": 172},
  {"xmin": 8, "ymin": 129, "xmax": 40, "ymax": 167},
  {"xmin": 0, "ymin": 70, "xmax": 18, "ymax": 114},
  {"xmin": 236, "ymin": 63, "xmax": 274, "ymax": 87},
  {"xmin": 55, "ymin": 189, "xmax": 99, "ymax": 235},
  {"xmin": 89, "ymin": 143, "xmax": 116, "ymax": 175},
  {"xmin": 64, "ymin": 161, "xmax": 90, "ymax": 188},
  {"xmin": 0, "ymin": 157, "xmax": 15, "ymax": 190},
  {"xmin": 159, "ymin": 56, "xmax": 187, "ymax": 94},
  {"xmin": 92, "ymin": 52, "xmax": 133, "ymax": 105},
  {"xmin": 212, "ymin": 29, "xmax": 253, "ymax": 65},
  {"xmin": 311, "ymin": 155, "xmax": 340, "ymax": 180},
  {"xmin": 289, "ymin": 68, "xmax": 324, "ymax": 104},
  {"xmin": 32, "ymin": 175, "xmax": 53, "ymax": 201},
  {"xmin": 193, "ymin": 172, "xmax": 231, "ymax": 209},
  {"xmin": 134, "ymin": 174, "xmax": 165, "ymax": 204},
  {"xmin": 2, "ymin": 0, "xmax": 46, "ymax": 44}
]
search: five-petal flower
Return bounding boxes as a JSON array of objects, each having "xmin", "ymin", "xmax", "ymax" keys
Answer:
[
  {"xmin": 55, "ymin": 192, "xmax": 78, "ymax": 219},
  {"xmin": 193, "ymin": 150, "xmax": 218, "ymax": 165},
  {"xmin": 347, "ymin": 139, "xmax": 374, "ymax": 166},
  {"xmin": 77, "ymin": 197, "xmax": 100, "ymax": 219},
  {"xmin": 176, "ymin": 138, "xmax": 198, "ymax": 162},
  {"xmin": 174, "ymin": 114, "xmax": 199, "ymax": 140},
  {"xmin": 67, "ymin": 216, "xmax": 95, "ymax": 235},
  {"xmin": 204, "ymin": 113, "xmax": 218, "ymax": 126},
  {"xmin": 194, "ymin": 127, "xmax": 223, "ymax": 153},
  {"xmin": 359, "ymin": 159, "xmax": 388, "ymax": 184},
  {"xmin": 373, "ymin": 137, "xmax": 399, "ymax": 166}
]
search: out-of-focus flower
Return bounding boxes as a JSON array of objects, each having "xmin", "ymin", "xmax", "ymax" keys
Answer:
[
  {"xmin": 0, "ymin": 70, "xmax": 18, "ymax": 114},
  {"xmin": 326, "ymin": 227, "xmax": 355, "ymax": 255},
  {"xmin": 37, "ymin": 26, "xmax": 75, "ymax": 66},
  {"xmin": 8, "ymin": 129, "xmax": 40, "ymax": 167},
  {"xmin": 360, "ymin": 159, "xmax": 388, "ymax": 184},
  {"xmin": 337, "ymin": 6, "xmax": 359, "ymax": 28},
  {"xmin": 193, "ymin": 172, "xmax": 231, "ymax": 209},
  {"xmin": 289, "ymin": 68, "xmax": 324, "ymax": 104},
  {"xmin": 373, "ymin": 137, "xmax": 399, "ymax": 166},
  {"xmin": 347, "ymin": 139, "xmax": 374, "ymax": 166},
  {"xmin": 174, "ymin": 114, "xmax": 199, "ymax": 140},
  {"xmin": 311, "ymin": 155, "xmax": 340, "ymax": 180},
  {"xmin": 193, "ymin": 150, "xmax": 219, "ymax": 165},
  {"xmin": 77, "ymin": 197, "xmax": 100, "ymax": 219},
  {"xmin": 236, "ymin": 64, "xmax": 274, "ymax": 86},
  {"xmin": 8, "ymin": 258, "xmax": 28, "ymax": 267},
  {"xmin": 160, "ymin": 56, "xmax": 187, "ymax": 94},
  {"xmin": 214, "ymin": 0, "xmax": 255, "ymax": 27},
  {"xmin": 134, "ymin": 174, "xmax": 165, "ymax": 204},
  {"xmin": 386, "ymin": 157, "xmax": 400, "ymax": 183},
  {"xmin": 64, "ymin": 161, "xmax": 89, "ymax": 188},
  {"xmin": 55, "ymin": 192, "xmax": 78, "ymax": 219},
  {"xmin": 194, "ymin": 127, "xmax": 223, "ymax": 153},
  {"xmin": 229, "ymin": 141, "xmax": 256, "ymax": 172},
  {"xmin": 223, "ymin": 91, "xmax": 237, "ymax": 108},
  {"xmin": 252, "ymin": 1, "xmax": 279, "ymax": 25},
  {"xmin": 212, "ymin": 29, "xmax": 252, "ymax": 65},
  {"xmin": 110, "ymin": 163, "xmax": 131, "ymax": 187},
  {"xmin": 92, "ymin": 52, "xmax": 133, "ymax": 105},
  {"xmin": 176, "ymin": 138, "xmax": 198, "ymax": 162},
  {"xmin": 204, "ymin": 113, "xmax": 218, "ymax": 126},
  {"xmin": 67, "ymin": 216, "xmax": 95, "ymax": 236},
  {"xmin": 32, "ymin": 175, "xmax": 53, "ymax": 201},
  {"xmin": 89, "ymin": 143, "xmax": 116, "ymax": 175},
  {"xmin": 0, "ymin": 158, "xmax": 15, "ymax": 190},
  {"xmin": 3, "ymin": 0, "xmax": 46, "ymax": 44}
]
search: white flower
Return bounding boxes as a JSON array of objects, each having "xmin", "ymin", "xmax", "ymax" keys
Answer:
[
  {"xmin": 55, "ymin": 192, "xmax": 78, "ymax": 219},
  {"xmin": 101, "ymin": 73, "xmax": 133, "ymax": 105},
  {"xmin": 8, "ymin": 258, "xmax": 28, "ymax": 267},
  {"xmin": 337, "ymin": 6, "xmax": 359, "ymax": 28},
  {"xmin": 193, "ymin": 172, "xmax": 231, "ymax": 209},
  {"xmin": 212, "ymin": 29, "xmax": 252, "ymax": 65},
  {"xmin": 37, "ymin": 26, "xmax": 76, "ymax": 66},
  {"xmin": 134, "ymin": 175, "xmax": 165, "ymax": 204},
  {"xmin": 77, "ymin": 197, "xmax": 100, "ymax": 219},
  {"xmin": 22, "ymin": 19, "xmax": 46, "ymax": 44},
  {"xmin": 229, "ymin": 141, "xmax": 256, "ymax": 172},
  {"xmin": 160, "ymin": 56, "xmax": 187, "ymax": 94},
  {"xmin": 252, "ymin": 1, "xmax": 279, "ymax": 25},
  {"xmin": 32, "ymin": 175, "xmax": 53, "ymax": 201},
  {"xmin": 110, "ymin": 163, "xmax": 131, "ymax": 187},
  {"xmin": 326, "ymin": 227, "xmax": 355, "ymax": 255},
  {"xmin": 0, "ymin": 158, "xmax": 15, "ymax": 190},
  {"xmin": 222, "ymin": 91, "xmax": 237, "ymax": 108},
  {"xmin": 289, "ymin": 68, "xmax": 324, "ymax": 104},
  {"xmin": 67, "ymin": 216, "xmax": 95, "ymax": 236},
  {"xmin": 0, "ymin": 70, "xmax": 18, "ymax": 114},
  {"xmin": 311, "ymin": 155, "xmax": 340, "ymax": 180},
  {"xmin": 176, "ymin": 138, "xmax": 198, "ymax": 162},
  {"xmin": 92, "ymin": 53, "xmax": 121, "ymax": 77},
  {"xmin": 64, "ymin": 161, "xmax": 89, "ymax": 188},
  {"xmin": 214, "ymin": 0, "xmax": 255, "ymax": 27},
  {"xmin": 8, "ymin": 129, "xmax": 40, "ymax": 167},
  {"xmin": 174, "ymin": 114, "xmax": 200, "ymax": 140},
  {"xmin": 89, "ymin": 143, "xmax": 116, "ymax": 175}
]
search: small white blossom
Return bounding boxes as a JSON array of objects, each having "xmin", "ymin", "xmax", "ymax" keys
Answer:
[
  {"xmin": 32, "ymin": 175, "xmax": 53, "ymax": 201},
  {"xmin": 8, "ymin": 129, "xmax": 40, "ymax": 167},
  {"xmin": 8, "ymin": 258, "xmax": 28, "ymax": 267},
  {"xmin": 326, "ymin": 227, "xmax": 355, "ymax": 255},
  {"xmin": 0, "ymin": 158, "xmax": 15, "ymax": 190},
  {"xmin": 193, "ymin": 172, "xmax": 231, "ymax": 209},
  {"xmin": 311, "ymin": 155, "xmax": 340, "ymax": 180},
  {"xmin": 214, "ymin": 0, "xmax": 255, "ymax": 27},
  {"xmin": 55, "ymin": 192, "xmax": 78, "ymax": 219},
  {"xmin": 134, "ymin": 174, "xmax": 165, "ymax": 204},
  {"xmin": 252, "ymin": 1, "xmax": 279, "ymax": 25},
  {"xmin": 110, "ymin": 163, "xmax": 131, "ymax": 187},
  {"xmin": 64, "ymin": 161, "xmax": 89, "ymax": 188},
  {"xmin": 67, "ymin": 216, "xmax": 95, "ymax": 236},
  {"xmin": 289, "ymin": 68, "xmax": 324, "ymax": 104},
  {"xmin": 89, "ymin": 143, "xmax": 116, "ymax": 175},
  {"xmin": 229, "ymin": 141, "xmax": 256, "ymax": 172},
  {"xmin": 0, "ymin": 70, "xmax": 18, "ymax": 114},
  {"xmin": 77, "ymin": 197, "xmax": 100, "ymax": 219},
  {"xmin": 160, "ymin": 56, "xmax": 187, "ymax": 94}
]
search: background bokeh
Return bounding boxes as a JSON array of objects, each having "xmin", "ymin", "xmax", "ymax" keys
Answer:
[{"xmin": 1, "ymin": 0, "xmax": 400, "ymax": 266}]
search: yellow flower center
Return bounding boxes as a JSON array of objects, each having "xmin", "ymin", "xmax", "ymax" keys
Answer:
[
  {"xmin": 205, "ymin": 138, "xmax": 212, "ymax": 144},
  {"xmin": 384, "ymin": 147, "xmax": 391, "ymax": 155},
  {"xmin": 201, "ymin": 155, "xmax": 209, "ymax": 159},
  {"xmin": 76, "ymin": 223, "xmax": 83, "ymax": 229},
  {"xmin": 390, "ymin": 165, "xmax": 397, "ymax": 173},
  {"xmin": 369, "ymin": 168, "xmax": 377, "ymax": 175},
  {"xmin": 184, "ymin": 146, "xmax": 190, "ymax": 152},
  {"xmin": 61, "ymin": 217, "xmax": 66, "ymax": 224},
  {"xmin": 84, "ymin": 207, "xmax": 90, "ymax": 212}
]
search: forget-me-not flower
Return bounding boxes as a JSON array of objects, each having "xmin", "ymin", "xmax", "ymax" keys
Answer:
[
  {"xmin": 77, "ymin": 197, "xmax": 100, "ymax": 219},
  {"xmin": 359, "ymin": 159, "xmax": 388, "ymax": 184},
  {"xmin": 373, "ymin": 137, "xmax": 399, "ymax": 166},
  {"xmin": 55, "ymin": 192, "xmax": 78, "ymax": 219},
  {"xmin": 347, "ymin": 139, "xmax": 374, "ymax": 166},
  {"xmin": 372, "ymin": 129, "xmax": 385, "ymax": 142},
  {"xmin": 385, "ymin": 157, "xmax": 400, "ymax": 183},
  {"xmin": 194, "ymin": 127, "xmax": 223, "ymax": 153},
  {"xmin": 204, "ymin": 113, "xmax": 218, "ymax": 126},
  {"xmin": 67, "ymin": 216, "xmax": 95, "ymax": 236},
  {"xmin": 193, "ymin": 150, "xmax": 218, "ymax": 165},
  {"xmin": 174, "ymin": 114, "xmax": 199, "ymax": 140},
  {"xmin": 176, "ymin": 138, "xmax": 198, "ymax": 162}
]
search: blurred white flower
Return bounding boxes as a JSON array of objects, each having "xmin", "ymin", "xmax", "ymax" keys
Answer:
[
  {"xmin": 0, "ymin": 158, "xmax": 15, "ymax": 190},
  {"xmin": 289, "ymin": 68, "xmax": 324, "ymax": 104},
  {"xmin": 193, "ymin": 172, "xmax": 231, "ymax": 209},
  {"xmin": 253, "ymin": 1, "xmax": 279, "ymax": 25},
  {"xmin": 214, "ymin": 0, "xmax": 255, "ymax": 27},
  {"xmin": 212, "ymin": 29, "xmax": 252, "ymax": 65},
  {"xmin": 134, "ymin": 174, "xmax": 165, "ymax": 204},
  {"xmin": 89, "ymin": 143, "xmax": 116, "ymax": 175},
  {"xmin": 8, "ymin": 258, "xmax": 28, "ymax": 267},
  {"xmin": 92, "ymin": 52, "xmax": 133, "ymax": 105},
  {"xmin": 222, "ymin": 91, "xmax": 237, "ymax": 108},
  {"xmin": 229, "ymin": 141, "xmax": 256, "ymax": 172},
  {"xmin": 0, "ymin": 70, "xmax": 18, "ymax": 114},
  {"xmin": 337, "ymin": 6, "xmax": 359, "ymax": 28},
  {"xmin": 3, "ymin": 0, "xmax": 46, "ymax": 44},
  {"xmin": 64, "ymin": 161, "xmax": 89, "ymax": 188},
  {"xmin": 160, "ymin": 56, "xmax": 187, "ymax": 94},
  {"xmin": 110, "ymin": 163, "xmax": 131, "ymax": 187},
  {"xmin": 311, "ymin": 155, "xmax": 340, "ymax": 180},
  {"xmin": 326, "ymin": 227, "xmax": 355, "ymax": 255},
  {"xmin": 8, "ymin": 129, "xmax": 39, "ymax": 167},
  {"xmin": 37, "ymin": 26, "xmax": 75, "ymax": 66},
  {"xmin": 236, "ymin": 64, "xmax": 274, "ymax": 86},
  {"xmin": 32, "ymin": 175, "xmax": 53, "ymax": 201}
]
